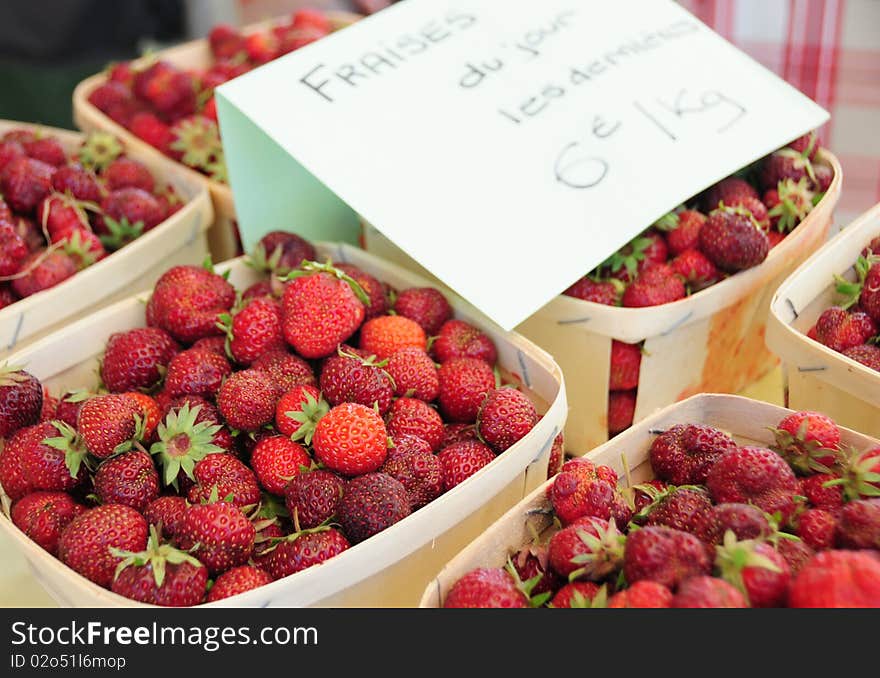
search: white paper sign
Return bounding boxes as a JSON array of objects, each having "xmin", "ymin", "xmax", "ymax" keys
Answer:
[{"xmin": 217, "ymin": 0, "xmax": 829, "ymax": 330}]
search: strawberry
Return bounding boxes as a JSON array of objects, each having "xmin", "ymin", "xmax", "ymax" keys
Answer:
[
  {"xmin": 603, "ymin": 231, "xmax": 667, "ymax": 283},
  {"xmin": 796, "ymin": 508, "xmax": 837, "ymax": 550},
  {"xmin": 548, "ymin": 459, "xmax": 626, "ymax": 526},
  {"xmin": 25, "ymin": 138, "xmax": 65, "ymax": 165},
  {"xmin": 706, "ymin": 446, "xmax": 799, "ymax": 523},
  {"xmin": 814, "ymin": 308, "xmax": 876, "ymax": 353},
  {"xmin": 88, "ymin": 82, "xmax": 141, "ymax": 126},
  {"xmin": 313, "ymin": 402, "xmax": 388, "ymax": 476},
  {"xmin": 220, "ymin": 296, "xmax": 285, "ymax": 366},
  {"xmin": 550, "ymin": 582, "xmax": 604, "ymax": 608},
  {"xmin": 208, "ymin": 24, "xmax": 245, "ymax": 59},
  {"xmin": 701, "ymin": 177, "xmax": 759, "ymax": 212},
  {"xmin": 670, "ymin": 249, "xmax": 720, "ymax": 290},
  {"xmin": 547, "ymin": 432, "xmax": 565, "ymax": 479},
  {"xmin": 664, "ymin": 210, "xmax": 706, "ymax": 255},
  {"xmin": 11, "ymin": 215, "xmax": 43, "ymax": 251},
  {"xmin": 39, "ymin": 388, "xmax": 58, "ymax": 422},
  {"xmin": 695, "ymin": 502, "xmax": 772, "ymax": 546},
  {"xmin": 623, "ymin": 526, "xmax": 711, "ymax": 588},
  {"xmin": 642, "ymin": 487, "xmax": 713, "ymax": 536},
  {"xmin": 284, "ymin": 469, "xmax": 345, "ymax": 529},
  {"xmin": 393, "ymin": 287, "xmax": 452, "ymax": 335},
  {"xmin": 163, "ymin": 349, "xmax": 231, "ymax": 399},
  {"xmin": 282, "ymin": 262, "xmax": 368, "ymax": 359},
  {"xmin": 335, "ymin": 264, "xmax": 388, "ymax": 320},
  {"xmin": 715, "ymin": 533, "xmax": 790, "ymax": 607},
  {"xmin": 443, "ymin": 568, "xmax": 528, "ymax": 608},
  {"xmin": 608, "ymin": 581, "xmax": 672, "ymax": 608},
  {"xmin": 773, "ymin": 410, "xmax": 840, "ymax": 474},
  {"xmin": 477, "ymin": 388, "xmax": 537, "ymax": 453},
  {"xmin": 0, "ymin": 156, "xmax": 55, "ymax": 213},
  {"xmin": 51, "ymin": 163, "xmax": 103, "ymax": 203},
  {"xmin": 441, "ymin": 422, "xmax": 479, "ymax": 449},
  {"xmin": 94, "ymin": 450, "xmax": 160, "ymax": 512},
  {"xmin": 563, "ymin": 277, "xmax": 621, "ymax": 305},
  {"xmin": 607, "ymin": 390, "xmax": 636, "ymax": 435},
  {"xmin": 39, "ymin": 193, "xmax": 90, "ymax": 240},
  {"xmin": 77, "ymin": 393, "xmax": 143, "ymax": 458},
  {"xmin": 58, "ymin": 228, "xmax": 106, "ymax": 269},
  {"xmin": 144, "ymin": 495, "xmax": 188, "ymax": 539},
  {"xmin": 789, "ymin": 131, "xmax": 820, "ymax": 160},
  {"xmin": 621, "ymin": 264, "xmax": 686, "ymax": 307},
  {"xmin": 828, "ymin": 447, "xmax": 880, "ymax": 501},
  {"xmin": 263, "ymin": 527, "xmax": 351, "ymax": 579},
  {"xmin": 102, "ymin": 157, "xmax": 155, "ymax": 193},
  {"xmin": 11, "ymin": 250, "xmax": 77, "ymax": 298},
  {"xmin": 766, "ymin": 178, "xmax": 816, "ymax": 232},
  {"xmin": 217, "ymin": 369, "xmax": 280, "ymax": 432},
  {"xmin": 0, "ymin": 283, "xmax": 17, "ymax": 310},
  {"xmin": 788, "ymin": 550, "xmax": 880, "ymax": 607},
  {"xmin": 250, "ymin": 436, "xmax": 311, "ymax": 496},
  {"xmin": 0, "ymin": 140, "xmax": 24, "ymax": 174},
  {"xmin": 437, "ymin": 357, "xmax": 495, "ymax": 423},
  {"xmin": 380, "ymin": 437, "xmax": 443, "ymax": 509},
  {"xmin": 320, "ymin": 348, "xmax": 394, "ymax": 415},
  {"xmin": 385, "ymin": 397, "xmax": 444, "ymax": 451},
  {"xmin": 16, "ymin": 421, "xmax": 88, "ymax": 494},
  {"xmin": 835, "ymin": 499, "xmax": 880, "ymax": 549},
  {"xmin": 0, "ymin": 427, "xmax": 35, "ymax": 501},
  {"xmin": 813, "ymin": 163, "xmax": 834, "ymax": 192},
  {"xmin": 110, "ymin": 526, "xmax": 207, "ymax": 606},
  {"xmin": 11, "ymin": 491, "xmax": 85, "ymax": 555},
  {"xmin": 251, "ymin": 349, "xmax": 316, "ymax": 391},
  {"xmin": 142, "ymin": 65, "xmax": 197, "ymax": 118},
  {"xmin": 58, "ymin": 504, "xmax": 148, "ymax": 587},
  {"xmin": 649, "ymin": 423, "xmax": 737, "ymax": 485},
  {"xmin": 187, "ymin": 454, "xmax": 260, "ymax": 508},
  {"xmin": 438, "ymin": 440, "xmax": 495, "ymax": 491},
  {"xmin": 699, "ymin": 205, "xmax": 770, "ymax": 272},
  {"xmin": 671, "ymin": 576, "xmax": 748, "ymax": 608},
  {"xmin": 147, "ymin": 264, "xmax": 236, "ymax": 344},
  {"xmin": 843, "ymin": 344, "xmax": 880, "ymax": 370},
  {"xmin": 0, "ymin": 366, "xmax": 43, "ymax": 437},
  {"xmin": 510, "ymin": 542, "xmax": 562, "ymax": 597},
  {"xmin": 252, "ymin": 231, "xmax": 317, "ymax": 276},
  {"xmin": 97, "ymin": 188, "xmax": 164, "ymax": 247},
  {"xmin": 129, "ymin": 112, "xmax": 174, "ymax": 154},
  {"xmin": 207, "ymin": 565, "xmax": 272, "ymax": 602},
  {"xmin": 799, "ymin": 473, "xmax": 844, "ymax": 510},
  {"xmin": 609, "ymin": 341, "xmax": 641, "ymax": 391},
  {"xmin": 101, "ymin": 327, "xmax": 180, "ymax": 393},
  {"xmin": 292, "ymin": 7, "xmax": 332, "ymax": 32},
  {"xmin": 189, "ymin": 335, "xmax": 228, "ymax": 356},
  {"xmin": 548, "ymin": 516, "xmax": 625, "ymax": 580},
  {"xmin": 54, "ymin": 390, "xmax": 89, "ymax": 429},
  {"xmin": 385, "ymin": 347, "xmax": 439, "ymax": 401},
  {"xmin": 759, "ymin": 148, "xmax": 815, "ymax": 192},
  {"xmin": 241, "ymin": 280, "xmax": 275, "ymax": 302},
  {"xmin": 176, "ymin": 500, "xmax": 255, "ymax": 574},
  {"xmin": 0, "ymin": 222, "xmax": 28, "ymax": 276},
  {"xmin": 245, "ymin": 31, "xmax": 279, "ymax": 64},
  {"xmin": 777, "ymin": 538, "xmax": 815, "ymax": 575},
  {"xmin": 359, "ymin": 315, "xmax": 426, "ymax": 360},
  {"xmin": 336, "ymin": 472, "xmax": 410, "ymax": 543},
  {"xmin": 275, "ymin": 384, "xmax": 324, "ymax": 440},
  {"xmin": 432, "ymin": 319, "xmax": 497, "ymax": 364}
]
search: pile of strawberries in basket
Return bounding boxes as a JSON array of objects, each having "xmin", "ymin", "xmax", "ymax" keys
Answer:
[
  {"xmin": 566, "ymin": 131, "xmax": 834, "ymax": 437},
  {"xmin": 86, "ymin": 9, "xmax": 341, "ymax": 183},
  {"xmin": 444, "ymin": 410, "xmax": 880, "ymax": 607},
  {"xmin": 805, "ymin": 236, "xmax": 880, "ymax": 372},
  {"xmin": 0, "ymin": 127, "xmax": 183, "ymax": 310},
  {"xmin": 0, "ymin": 231, "xmax": 542, "ymax": 606}
]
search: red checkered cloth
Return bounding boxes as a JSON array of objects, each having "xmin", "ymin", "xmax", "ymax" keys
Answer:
[{"xmin": 680, "ymin": 0, "xmax": 880, "ymax": 224}]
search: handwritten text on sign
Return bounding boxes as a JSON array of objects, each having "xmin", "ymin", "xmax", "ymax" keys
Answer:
[{"xmin": 219, "ymin": 0, "xmax": 828, "ymax": 330}]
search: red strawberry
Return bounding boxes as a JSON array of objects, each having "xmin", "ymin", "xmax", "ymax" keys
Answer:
[
  {"xmin": 777, "ymin": 537, "xmax": 815, "ymax": 575},
  {"xmin": 643, "ymin": 487, "xmax": 713, "ymax": 536},
  {"xmin": 477, "ymin": 388, "xmax": 537, "ymax": 453},
  {"xmin": 695, "ymin": 502, "xmax": 772, "ymax": 546},
  {"xmin": 55, "ymin": 390, "xmax": 89, "ymax": 429},
  {"xmin": 671, "ymin": 576, "xmax": 748, "ymax": 608},
  {"xmin": 98, "ymin": 187, "xmax": 164, "ymax": 245},
  {"xmin": 797, "ymin": 508, "xmax": 837, "ymax": 550},
  {"xmin": 510, "ymin": 542, "xmax": 562, "ymax": 597},
  {"xmin": 335, "ymin": 264, "xmax": 388, "ymax": 320},
  {"xmin": 142, "ymin": 65, "xmax": 197, "ymax": 118},
  {"xmin": 623, "ymin": 526, "xmax": 712, "ymax": 588},
  {"xmin": 250, "ymin": 436, "xmax": 311, "ymax": 496},
  {"xmin": 608, "ymin": 390, "xmax": 636, "ymax": 435},
  {"xmin": 251, "ymin": 349, "xmax": 316, "ymax": 392},
  {"xmin": 187, "ymin": 454, "xmax": 260, "ymax": 508},
  {"xmin": 385, "ymin": 397, "xmax": 444, "ymax": 451},
  {"xmin": 0, "ymin": 222, "xmax": 28, "ymax": 276},
  {"xmin": 11, "ymin": 491, "xmax": 85, "ymax": 555},
  {"xmin": 799, "ymin": 473, "xmax": 844, "ymax": 510},
  {"xmin": 337, "ymin": 472, "xmax": 410, "ymax": 543},
  {"xmin": 701, "ymin": 177, "xmax": 760, "ymax": 212},
  {"xmin": 221, "ymin": 296, "xmax": 285, "ymax": 366},
  {"xmin": 176, "ymin": 500, "xmax": 255, "ymax": 574},
  {"xmin": 766, "ymin": 178, "xmax": 816, "ymax": 232},
  {"xmin": 649, "ymin": 423, "xmax": 737, "ymax": 485},
  {"xmin": 252, "ymin": 231, "xmax": 317, "ymax": 276},
  {"xmin": 57, "ymin": 228, "xmax": 106, "ymax": 269},
  {"xmin": 94, "ymin": 450, "xmax": 159, "ymax": 512},
  {"xmin": 284, "ymin": 469, "xmax": 345, "ymax": 529},
  {"xmin": 144, "ymin": 495, "xmax": 188, "ymax": 539},
  {"xmin": 789, "ymin": 131, "xmax": 820, "ymax": 160},
  {"xmin": 0, "ymin": 283, "xmax": 17, "ymax": 310},
  {"xmin": 217, "ymin": 369, "xmax": 280, "ymax": 432},
  {"xmin": 665, "ymin": 210, "xmax": 706, "ymax": 255},
  {"xmin": 129, "ymin": 112, "xmax": 174, "ymax": 154},
  {"xmin": 548, "ymin": 459, "xmax": 628, "ymax": 526},
  {"xmin": 632, "ymin": 479, "xmax": 668, "ymax": 514},
  {"xmin": 608, "ymin": 580, "xmax": 672, "ymax": 608},
  {"xmin": 242, "ymin": 279, "xmax": 275, "ymax": 302},
  {"xmin": 843, "ymin": 344, "xmax": 880, "ymax": 370},
  {"xmin": 550, "ymin": 582, "xmax": 603, "ymax": 608},
  {"xmin": 670, "ymin": 249, "xmax": 720, "ymax": 290},
  {"xmin": 437, "ymin": 357, "xmax": 495, "ymax": 423},
  {"xmin": 38, "ymin": 193, "xmax": 90, "ymax": 241},
  {"xmin": 621, "ymin": 264, "xmax": 686, "ymax": 307},
  {"xmin": 0, "ymin": 140, "xmax": 24, "ymax": 174},
  {"xmin": 0, "ymin": 366, "xmax": 43, "ymax": 438},
  {"xmin": 563, "ymin": 277, "xmax": 621, "ymax": 305},
  {"xmin": 11, "ymin": 250, "xmax": 77, "ymax": 298},
  {"xmin": 788, "ymin": 550, "xmax": 880, "ymax": 607},
  {"xmin": 58, "ymin": 504, "xmax": 148, "ymax": 587},
  {"xmin": 102, "ymin": 157, "xmax": 155, "ymax": 193},
  {"xmin": 385, "ymin": 347, "xmax": 439, "ymax": 401},
  {"xmin": 313, "ymin": 402, "xmax": 388, "ymax": 476},
  {"xmin": 814, "ymin": 308, "xmax": 877, "ymax": 353},
  {"xmin": 264, "ymin": 527, "xmax": 351, "ymax": 579},
  {"xmin": 441, "ymin": 423, "xmax": 479, "ymax": 449},
  {"xmin": 188, "ymin": 335, "xmax": 226, "ymax": 356},
  {"xmin": 11, "ymin": 215, "xmax": 45, "ymax": 251},
  {"xmin": 432, "ymin": 319, "xmax": 497, "ymax": 364},
  {"xmin": 813, "ymin": 163, "xmax": 834, "ymax": 192},
  {"xmin": 147, "ymin": 265, "xmax": 236, "ymax": 344},
  {"xmin": 699, "ymin": 205, "xmax": 770, "ymax": 272},
  {"xmin": 244, "ymin": 31, "xmax": 279, "ymax": 64},
  {"xmin": 547, "ymin": 432, "xmax": 565, "ymax": 479},
  {"xmin": 110, "ymin": 527, "xmax": 207, "ymax": 606},
  {"xmin": 39, "ymin": 388, "xmax": 58, "ymax": 422},
  {"xmin": 393, "ymin": 287, "xmax": 452, "ymax": 334},
  {"xmin": 759, "ymin": 148, "xmax": 814, "ymax": 191},
  {"xmin": 0, "ymin": 428, "xmax": 35, "ymax": 501},
  {"xmin": 716, "ymin": 534, "xmax": 790, "ymax": 607},
  {"xmin": 207, "ymin": 565, "xmax": 272, "ymax": 602},
  {"xmin": 444, "ymin": 568, "xmax": 528, "ymax": 608},
  {"xmin": 359, "ymin": 315, "xmax": 426, "ymax": 360},
  {"xmin": 380, "ymin": 437, "xmax": 443, "ymax": 509},
  {"xmin": 836, "ymin": 499, "xmax": 880, "ymax": 549},
  {"xmin": 282, "ymin": 262, "xmax": 367, "ymax": 359},
  {"xmin": 773, "ymin": 410, "xmax": 840, "ymax": 474},
  {"xmin": 0, "ymin": 156, "xmax": 55, "ymax": 213},
  {"xmin": 706, "ymin": 446, "xmax": 799, "ymax": 523},
  {"xmin": 88, "ymin": 82, "xmax": 142, "ymax": 126},
  {"xmin": 163, "ymin": 349, "xmax": 231, "ymax": 399},
  {"xmin": 208, "ymin": 24, "xmax": 245, "ymax": 59},
  {"xmin": 292, "ymin": 7, "xmax": 332, "ymax": 32},
  {"xmin": 437, "ymin": 440, "xmax": 495, "ymax": 491},
  {"xmin": 609, "ymin": 341, "xmax": 641, "ymax": 391},
  {"xmin": 548, "ymin": 516, "xmax": 625, "ymax": 580},
  {"xmin": 77, "ymin": 393, "xmax": 143, "ymax": 458},
  {"xmin": 52, "ymin": 163, "xmax": 103, "ymax": 203},
  {"xmin": 603, "ymin": 231, "xmax": 668, "ymax": 283},
  {"xmin": 125, "ymin": 392, "xmax": 161, "ymax": 440},
  {"xmin": 320, "ymin": 349, "xmax": 394, "ymax": 415},
  {"xmin": 274, "ymin": 384, "xmax": 323, "ymax": 440},
  {"xmin": 101, "ymin": 327, "xmax": 179, "ymax": 393}
]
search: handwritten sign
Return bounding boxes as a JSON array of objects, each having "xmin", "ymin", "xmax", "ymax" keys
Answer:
[{"xmin": 217, "ymin": 0, "xmax": 829, "ymax": 330}]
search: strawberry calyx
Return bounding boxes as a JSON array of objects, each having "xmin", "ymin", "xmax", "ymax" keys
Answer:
[
  {"xmin": 247, "ymin": 242, "xmax": 285, "ymax": 275},
  {"xmin": 823, "ymin": 447, "xmax": 880, "ymax": 501},
  {"xmin": 110, "ymin": 525, "xmax": 202, "ymax": 588},
  {"xmin": 652, "ymin": 207, "xmax": 684, "ymax": 232},
  {"xmin": 770, "ymin": 422, "xmax": 839, "ymax": 475},
  {"xmin": 337, "ymin": 345, "xmax": 397, "ymax": 390},
  {"xmin": 714, "ymin": 530, "xmax": 782, "ymax": 605},
  {"xmin": 149, "ymin": 402, "xmax": 224, "ymax": 487},
  {"xmin": 504, "ymin": 558, "xmax": 553, "ymax": 608},
  {"xmin": 628, "ymin": 483, "xmax": 703, "ymax": 524},
  {"xmin": 567, "ymin": 517, "xmax": 626, "ymax": 582},
  {"xmin": 0, "ymin": 363, "xmax": 30, "ymax": 387},
  {"xmin": 170, "ymin": 117, "xmax": 223, "ymax": 173},
  {"xmin": 835, "ymin": 254, "xmax": 880, "ymax": 310},
  {"xmin": 61, "ymin": 229, "xmax": 102, "ymax": 270},
  {"xmin": 41, "ymin": 420, "xmax": 91, "ymax": 478},
  {"xmin": 286, "ymin": 389, "xmax": 330, "ymax": 446},
  {"xmin": 601, "ymin": 235, "xmax": 653, "ymax": 279},
  {"xmin": 78, "ymin": 132, "xmax": 123, "ymax": 172},
  {"xmin": 99, "ymin": 216, "xmax": 145, "ymax": 251},
  {"xmin": 774, "ymin": 147, "xmax": 817, "ymax": 185},
  {"xmin": 283, "ymin": 259, "xmax": 371, "ymax": 307},
  {"xmin": 768, "ymin": 178, "xmax": 815, "ymax": 233}
]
